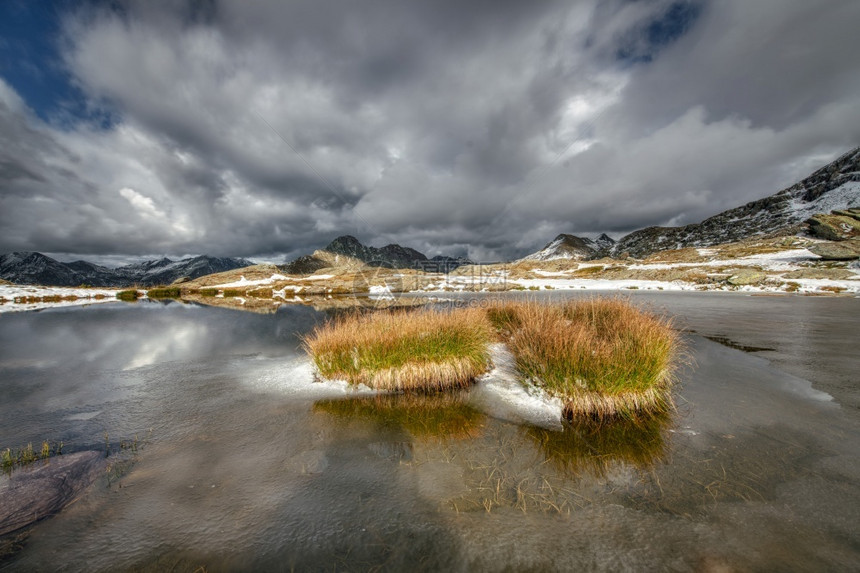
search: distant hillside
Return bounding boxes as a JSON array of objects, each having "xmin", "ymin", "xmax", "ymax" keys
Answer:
[
  {"xmin": 606, "ymin": 147, "xmax": 860, "ymax": 258},
  {"xmin": 284, "ymin": 235, "xmax": 474, "ymax": 273},
  {"xmin": 0, "ymin": 252, "xmax": 254, "ymax": 287}
]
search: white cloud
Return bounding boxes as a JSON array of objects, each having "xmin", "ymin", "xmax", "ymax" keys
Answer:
[
  {"xmin": 119, "ymin": 187, "xmax": 163, "ymax": 219},
  {"xmin": 0, "ymin": 0, "xmax": 856, "ymax": 261}
]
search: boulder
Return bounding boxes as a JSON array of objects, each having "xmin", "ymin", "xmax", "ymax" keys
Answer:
[
  {"xmin": 806, "ymin": 213, "xmax": 860, "ymax": 241},
  {"xmin": 0, "ymin": 451, "xmax": 106, "ymax": 536},
  {"xmin": 833, "ymin": 208, "xmax": 860, "ymax": 221},
  {"xmin": 727, "ymin": 270, "xmax": 768, "ymax": 285},
  {"xmin": 808, "ymin": 240, "xmax": 860, "ymax": 261},
  {"xmin": 783, "ymin": 268, "xmax": 856, "ymax": 280}
]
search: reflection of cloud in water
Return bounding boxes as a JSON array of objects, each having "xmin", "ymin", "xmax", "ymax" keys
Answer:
[
  {"xmin": 65, "ymin": 411, "xmax": 102, "ymax": 421},
  {"xmin": 314, "ymin": 392, "xmax": 486, "ymax": 441},
  {"xmin": 123, "ymin": 322, "xmax": 212, "ymax": 370}
]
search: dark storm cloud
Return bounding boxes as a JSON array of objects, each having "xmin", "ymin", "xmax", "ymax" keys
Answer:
[{"xmin": 0, "ymin": 0, "xmax": 858, "ymax": 262}]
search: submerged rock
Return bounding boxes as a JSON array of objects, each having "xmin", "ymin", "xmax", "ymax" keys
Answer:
[{"xmin": 0, "ymin": 451, "xmax": 106, "ymax": 537}]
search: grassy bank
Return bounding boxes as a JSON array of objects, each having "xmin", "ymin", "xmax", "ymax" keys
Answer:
[
  {"xmin": 488, "ymin": 299, "xmax": 680, "ymax": 419},
  {"xmin": 116, "ymin": 289, "xmax": 141, "ymax": 301},
  {"xmin": 303, "ymin": 307, "xmax": 493, "ymax": 391},
  {"xmin": 146, "ymin": 286, "xmax": 182, "ymax": 299}
]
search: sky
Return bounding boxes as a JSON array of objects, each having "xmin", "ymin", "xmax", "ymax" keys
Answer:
[{"xmin": 0, "ymin": 0, "xmax": 858, "ymax": 265}]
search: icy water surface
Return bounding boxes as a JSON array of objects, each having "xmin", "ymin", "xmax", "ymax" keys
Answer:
[{"xmin": 0, "ymin": 295, "xmax": 858, "ymax": 571}]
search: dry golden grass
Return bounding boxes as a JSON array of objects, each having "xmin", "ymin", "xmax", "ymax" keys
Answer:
[
  {"xmin": 304, "ymin": 307, "xmax": 493, "ymax": 391},
  {"xmin": 486, "ymin": 298, "xmax": 681, "ymax": 419}
]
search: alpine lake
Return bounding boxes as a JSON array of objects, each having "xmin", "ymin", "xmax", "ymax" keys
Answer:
[{"xmin": 1, "ymin": 291, "xmax": 858, "ymax": 572}]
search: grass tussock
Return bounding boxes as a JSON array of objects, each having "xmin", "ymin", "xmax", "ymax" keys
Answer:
[
  {"xmin": 304, "ymin": 307, "xmax": 493, "ymax": 391},
  {"xmin": 116, "ymin": 289, "xmax": 141, "ymax": 301},
  {"xmin": 487, "ymin": 298, "xmax": 681, "ymax": 419},
  {"xmin": 146, "ymin": 286, "xmax": 181, "ymax": 299}
]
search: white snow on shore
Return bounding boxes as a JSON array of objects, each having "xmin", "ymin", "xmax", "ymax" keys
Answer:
[
  {"xmin": 627, "ymin": 248, "xmax": 822, "ymax": 272},
  {"xmin": 511, "ymin": 278, "xmax": 696, "ymax": 291},
  {"xmin": 212, "ymin": 273, "xmax": 288, "ymax": 288},
  {"xmin": 412, "ymin": 245, "xmax": 860, "ymax": 295},
  {"xmin": 0, "ymin": 285, "xmax": 120, "ymax": 313}
]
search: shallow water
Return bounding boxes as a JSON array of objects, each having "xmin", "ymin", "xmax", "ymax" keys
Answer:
[{"xmin": 0, "ymin": 295, "xmax": 858, "ymax": 571}]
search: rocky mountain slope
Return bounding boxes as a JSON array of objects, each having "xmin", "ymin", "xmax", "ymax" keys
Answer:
[
  {"xmin": 521, "ymin": 233, "xmax": 616, "ymax": 262},
  {"xmin": 284, "ymin": 235, "xmax": 474, "ymax": 273},
  {"xmin": 0, "ymin": 252, "xmax": 253, "ymax": 287},
  {"xmin": 606, "ymin": 147, "xmax": 860, "ymax": 258}
]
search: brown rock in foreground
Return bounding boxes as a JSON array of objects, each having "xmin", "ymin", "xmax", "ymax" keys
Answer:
[
  {"xmin": 0, "ymin": 451, "xmax": 106, "ymax": 537},
  {"xmin": 808, "ymin": 239, "xmax": 860, "ymax": 260}
]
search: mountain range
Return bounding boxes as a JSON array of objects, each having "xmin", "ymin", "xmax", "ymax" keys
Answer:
[
  {"xmin": 2, "ymin": 147, "xmax": 858, "ymax": 286},
  {"xmin": 605, "ymin": 146, "xmax": 860, "ymax": 258},
  {"xmin": 0, "ymin": 252, "xmax": 253, "ymax": 287},
  {"xmin": 282, "ymin": 235, "xmax": 474, "ymax": 274}
]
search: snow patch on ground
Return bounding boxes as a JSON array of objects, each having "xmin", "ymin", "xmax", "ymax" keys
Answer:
[
  {"xmin": 791, "ymin": 180, "xmax": 860, "ymax": 221},
  {"xmin": 510, "ymin": 278, "xmax": 695, "ymax": 291},
  {"xmin": 212, "ymin": 273, "xmax": 288, "ymax": 288},
  {"xmin": 368, "ymin": 284, "xmax": 396, "ymax": 300},
  {"xmin": 0, "ymin": 285, "xmax": 120, "ymax": 313},
  {"xmin": 410, "ymin": 244, "xmax": 860, "ymax": 294}
]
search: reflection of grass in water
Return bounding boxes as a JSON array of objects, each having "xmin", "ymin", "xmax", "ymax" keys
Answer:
[
  {"xmin": 313, "ymin": 392, "xmax": 486, "ymax": 441},
  {"xmin": 442, "ymin": 425, "xmax": 591, "ymax": 515},
  {"xmin": 440, "ymin": 415, "xmax": 671, "ymax": 515},
  {"xmin": 529, "ymin": 414, "xmax": 670, "ymax": 477}
]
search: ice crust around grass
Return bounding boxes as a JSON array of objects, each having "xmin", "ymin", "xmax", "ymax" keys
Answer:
[
  {"xmin": 237, "ymin": 356, "xmax": 379, "ymax": 398},
  {"xmin": 471, "ymin": 344, "xmax": 565, "ymax": 430},
  {"xmin": 254, "ymin": 344, "xmax": 567, "ymax": 429}
]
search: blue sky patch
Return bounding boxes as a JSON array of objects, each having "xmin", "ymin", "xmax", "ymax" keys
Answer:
[
  {"xmin": 0, "ymin": 0, "xmax": 114, "ymax": 127},
  {"xmin": 616, "ymin": 1, "xmax": 704, "ymax": 64}
]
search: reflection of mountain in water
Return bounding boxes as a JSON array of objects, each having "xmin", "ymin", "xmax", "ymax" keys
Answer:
[
  {"xmin": 314, "ymin": 391, "xmax": 486, "ymax": 441},
  {"xmin": 528, "ymin": 414, "xmax": 671, "ymax": 477}
]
